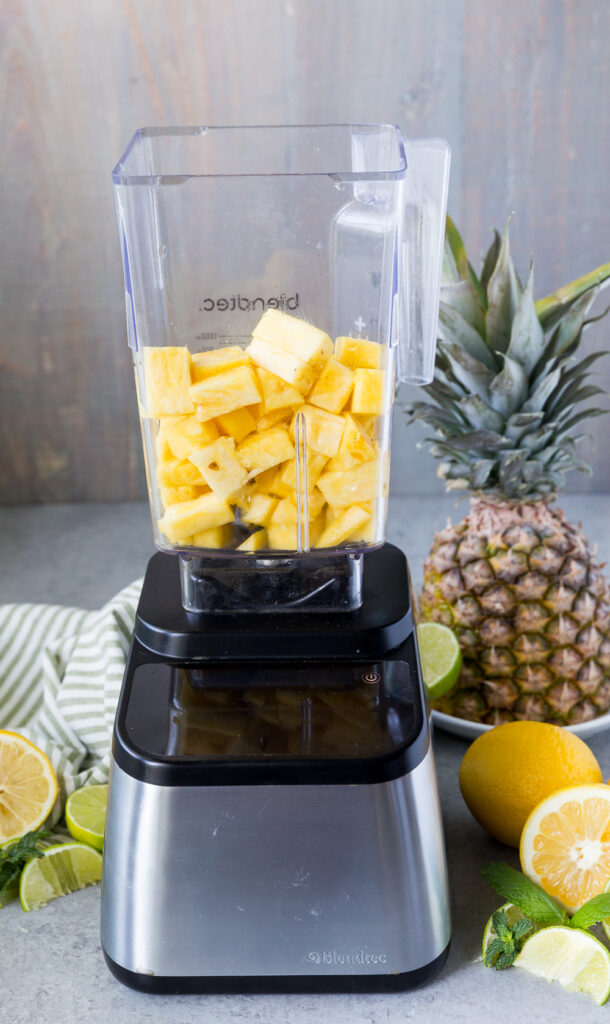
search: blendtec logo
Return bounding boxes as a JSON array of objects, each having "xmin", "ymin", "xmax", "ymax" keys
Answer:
[
  {"xmin": 199, "ymin": 293, "xmax": 299, "ymax": 313},
  {"xmin": 305, "ymin": 949, "xmax": 388, "ymax": 967}
]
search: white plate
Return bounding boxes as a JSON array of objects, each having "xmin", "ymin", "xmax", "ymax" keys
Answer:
[{"xmin": 431, "ymin": 708, "xmax": 610, "ymax": 742}]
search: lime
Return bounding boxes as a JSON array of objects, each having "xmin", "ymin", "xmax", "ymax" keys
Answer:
[
  {"xmin": 65, "ymin": 784, "xmax": 108, "ymax": 851},
  {"xmin": 515, "ymin": 926, "xmax": 610, "ymax": 1005},
  {"xmin": 482, "ymin": 902, "xmax": 534, "ymax": 961},
  {"xmin": 19, "ymin": 842, "xmax": 103, "ymax": 911},
  {"xmin": 416, "ymin": 622, "xmax": 462, "ymax": 699}
]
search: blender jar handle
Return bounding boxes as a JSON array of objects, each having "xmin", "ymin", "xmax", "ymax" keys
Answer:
[{"xmin": 397, "ymin": 137, "xmax": 451, "ymax": 386}]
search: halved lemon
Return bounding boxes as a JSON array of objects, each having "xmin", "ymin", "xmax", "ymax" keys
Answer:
[
  {"xmin": 520, "ymin": 784, "xmax": 610, "ymax": 914},
  {"xmin": 0, "ymin": 731, "xmax": 57, "ymax": 844}
]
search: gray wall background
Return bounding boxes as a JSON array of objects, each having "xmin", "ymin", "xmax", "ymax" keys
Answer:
[{"xmin": 1, "ymin": 0, "xmax": 608, "ymax": 504}]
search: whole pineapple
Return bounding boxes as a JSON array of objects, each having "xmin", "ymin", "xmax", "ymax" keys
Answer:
[{"xmin": 409, "ymin": 219, "xmax": 610, "ymax": 725}]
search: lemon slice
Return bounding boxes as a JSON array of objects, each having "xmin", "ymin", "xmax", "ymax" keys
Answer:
[
  {"xmin": 515, "ymin": 926, "xmax": 610, "ymax": 1005},
  {"xmin": 65, "ymin": 785, "xmax": 108, "ymax": 852},
  {"xmin": 416, "ymin": 622, "xmax": 462, "ymax": 700},
  {"xmin": 520, "ymin": 784, "xmax": 610, "ymax": 913},
  {"xmin": 0, "ymin": 731, "xmax": 57, "ymax": 844},
  {"xmin": 19, "ymin": 842, "xmax": 103, "ymax": 911}
]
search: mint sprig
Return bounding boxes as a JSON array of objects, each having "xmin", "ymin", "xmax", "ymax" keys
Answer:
[
  {"xmin": 0, "ymin": 829, "xmax": 51, "ymax": 903},
  {"xmin": 484, "ymin": 908, "xmax": 535, "ymax": 969},
  {"xmin": 481, "ymin": 862, "xmax": 569, "ymax": 926},
  {"xmin": 570, "ymin": 893, "xmax": 610, "ymax": 931}
]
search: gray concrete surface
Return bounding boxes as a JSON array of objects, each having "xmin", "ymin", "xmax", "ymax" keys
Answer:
[{"xmin": 0, "ymin": 495, "xmax": 609, "ymax": 1024}]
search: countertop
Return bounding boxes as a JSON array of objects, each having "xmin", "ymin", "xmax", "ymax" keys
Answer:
[{"xmin": 1, "ymin": 495, "xmax": 609, "ymax": 1024}]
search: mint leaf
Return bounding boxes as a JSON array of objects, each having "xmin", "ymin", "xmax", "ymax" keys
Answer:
[
  {"xmin": 484, "ymin": 937, "xmax": 506, "ymax": 968},
  {"xmin": 481, "ymin": 862, "xmax": 568, "ymax": 925},
  {"xmin": 570, "ymin": 893, "xmax": 610, "ymax": 931},
  {"xmin": 0, "ymin": 829, "xmax": 51, "ymax": 901}
]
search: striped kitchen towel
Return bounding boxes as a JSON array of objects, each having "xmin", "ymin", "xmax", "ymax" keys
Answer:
[{"xmin": 0, "ymin": 580, "xmax": 142, "ymax": 823}]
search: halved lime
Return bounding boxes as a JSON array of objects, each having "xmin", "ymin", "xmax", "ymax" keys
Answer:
[
  {"xmin": 65, "ymin": 784, "xmax": 108, "ymax": 851},
  {"xmin": 482, "ymin": 902, "xmax": 533, "ymax": 962},
  {"xmin": 416, "ymin": 622, "xmax": 462, "ymax": 699},
  {"xmin": 19, "ymin": 842, "xmax": 103, "ymax": 911},
  {"xmin": 515, "ymin": 926, "xmax": 610, "ymax": 1005}
]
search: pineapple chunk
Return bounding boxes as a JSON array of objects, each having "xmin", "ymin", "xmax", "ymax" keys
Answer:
[
  {"xmin": 191, "ymin": 346, "xmax": 248, "ymax": 381},
  {"xmin": 336, "ymin": 414, "xmax": 376, "ymax": 466},
  {"xmin": 335, "ymin": 337, "xmax": 382, "ymax": 370},
  {"xmin": 278, "ymin": 452, "xmax": 329, "ymax": 493},
  {"xmin": 255, "ymin": 366, "xmax": 305, "ymax": 414},
  {"xmin": 316, "ymin": 505, "xmax": 371, "ymax": 548},
  {"xmin": 158, "ymin": 492, "xmax": 233, "ymax": 544},
  {"xmin": 142, "ymin": 346, "xmax": 195, "ymax": 416},
  {"xmin": 235, "ymin": 492, "xmax": 278, "ymax": 528},
  {"xmin": 160, "ymin": 484, "xmax": 206, "ymax": 507},
  {"xmin": 216, "ymin": 406, "xmax": 257, "ymax": 442},
  {"xmin": 191, "ymin": 524, "xmax": 234, "ymax": 548},
  {"xmin": 291, "ymin": 405, "xmax": 345, "ymax": 458},
  {"xmin": 191, "ymin": 365, "xmax": 261, "ymax": 422},
  {"xmin": 237, "ymin": 530, "xmax": 268, "ymax": 552},
  {"xmin": 307, "ymin": 358, "xmax": 354, "ymax": 414},
  {"xmin": 288, "ymin": 487, "xmax": 326, "ymax": 520},
  {"xmin": 267, "ymin": 516, "xmax": 324, "ymax": 550},
  {"xmin": 237, "ymin": 427, "xmax": 294, "ymax": 478},
  {"xmin": 317, "ymin": 458, "xmax": 384, "ymax": 507},
  {"xmin": 256, "ymin": 408, "xmax": 295, "ymax": 430},
  {"xmin": 252, "ymin": 310, "xmax": 333, "ymax": 368},
  {"xmin": 270, "ymin": 494, "xmax": 324, "ymax": 525},
  {"xmin": 188, "ymin": 436, "xmax": 249, "ymax": 500},
  {"xmin": 158, "ymin": 415, "xmax": 220, "ymax": 461},
  {"xmin": 157, "ymin": 459, "xmax": 206, "ymax": 488},
  {"xmin": 246, "ymin": 337, "xmax": 317, "ymax": 394},
  {"xmin": 351, "ymin": 369, "xmax": 385, "ymax": 415}
]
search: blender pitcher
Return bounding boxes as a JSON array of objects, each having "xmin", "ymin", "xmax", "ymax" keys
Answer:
[{"xmin": 113, "ymin": 125, "xmax": 450, "ymax": 609}]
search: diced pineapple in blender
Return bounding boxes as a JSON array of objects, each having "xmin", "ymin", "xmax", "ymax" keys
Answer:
[
  {"xmin": 278, "ymin": 452, "xmax": 329, "ymax": 493},
  {"xmin": 291, "ymin": 405, "xmax": 345, "ymax": 458},
  {"xmin": 157, "ymin": 459, "xmax": 207, "ymax": 487},
  {"xmin": 246, "ymin": 337, "xmax": 317, "ymax": 394},
  {"xmin": 335, "ymin": 337, "xmax": 382, "ymax": 370},
  {"xmin": 307, "ymin": 358, "xmax": 354, "ymax": 414},
  {"xmin": 160, "ymin": 484, "xmax": 206, "ymax": 506},
  {"xmin": 351, "ymin": 369, "xmax": 385, "ymax": 415},
  {"xmin": 236, "ymin": 530, "xmax": 268, "ymax": 552},
  {"xmin": 189, "ymin": 436, "xmax": 249, "ymax": 500},
  {"xmin": 252, "ymin": 310, "xmax": 333, "ymax": 368},
  {"xmin": 317, "ymin": 458, "xmax": 383, "ymax": 507},
  {"xmin": 315, "ymin": 505, "xmax": 371, "ymax": 548},
  {"xmin": 270, "ymin": 496, "xmax": 323, "ymax": 526},
  {"xmin": 237, "ymin": 427, "xmax": 294, "ymax": 477},
  {"xmin": 216, "ymin": 406, "xmax": 257, "ymax": 442},
  {"xmin": 255, "ymin": 366, "xmax": 305, "ymax": 414},
  {"xmin": 288, "ymin": 487, "xmax": 326, "ymax": 520},
  {"xmin": 191, "ymin": 524, "xmax": 234, "ymax": 548},
  {"xmin": 142, "ymin": 346, "xmax": 195, "ymax": 416},
  {"xmin": 158, "ymin": 415, "xmax": 220, "ymax": 461},
  {"xmin": 267, "ymin": 515, "xmax": 324, "ymax": 550},
  {"xmin": 335, "ymin": 413, "xmax": 376, "ymax": 467},
  {"xmin": 247, "ymin": 466, "xmax": 279, "ymax": 494},
  {"xmin": 191, "ymin": 346, "xmax": 248, "ymax": 380},
  {"xmin": 235, "ymin": 492, "xmax": 278, "ymax": 528},
  {"xmin": 158, "ymin": 492, "xmax": 233, "ymax": 544},
  {"xmin": 256, "ymin": 408, "xmax": 295, "ymax": 431},
  {"xmin": 190, "ymin": 365, "xmax": 261, "ymax": 421}
]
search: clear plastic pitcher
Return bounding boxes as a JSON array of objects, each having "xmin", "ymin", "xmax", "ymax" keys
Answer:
[{"xmin": 113, "ymin": 125, "xmax": 449, "ymax": 582}]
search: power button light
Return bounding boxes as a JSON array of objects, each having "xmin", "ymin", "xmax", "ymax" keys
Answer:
[{"xmin": 361, "ymin": 668, "xmax": 381, "ymax": 685}]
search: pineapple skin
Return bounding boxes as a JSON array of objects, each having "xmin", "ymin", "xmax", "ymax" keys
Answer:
[{"xmin": 421, "ymin": 499, "xmax": 610, "ymax": 725}]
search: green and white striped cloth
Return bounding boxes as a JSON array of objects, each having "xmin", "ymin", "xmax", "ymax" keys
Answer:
[{"xmin": 0, "ymin": 580, "xmax": 142, "ymax": 824}]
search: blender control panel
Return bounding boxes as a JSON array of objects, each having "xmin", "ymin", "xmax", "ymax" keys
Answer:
[{"xmin": 124, "ymin": 659, "xmax": 421, "ymax": 762}]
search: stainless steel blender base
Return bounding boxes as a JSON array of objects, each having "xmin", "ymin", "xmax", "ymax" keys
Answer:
[{"xmin": 101, "ymin": 746, "xmax": 450, "ymax": 990}]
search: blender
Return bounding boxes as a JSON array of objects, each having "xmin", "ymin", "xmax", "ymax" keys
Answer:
[{"xmin": 101, "ymin": 124, "xmax": 451, "ymax": 993}]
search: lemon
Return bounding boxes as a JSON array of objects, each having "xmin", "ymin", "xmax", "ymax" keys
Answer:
[
  {"xmin": 459, "ymin": 721, "xmax": 602, "ymax": 847},
  {"xmin": 520, "ymin": 783, "xmax": 610, "ymax": 913},
  {"xmin": 65, "ymin": 784, "xmax": 108, "ymax": 851},
  {"xmin": 0, "ymin": 730, "xmax": 58, "ymax": 843},
  {"xmin": 19, "ymin": 842, "xmax": 103, "ymax": 911},
  {"xmin": 515, "ymin": 926, "xmax": 610, "ymax": 1005},
  {"xmin": 416, "ymin": 622, "xmax": 462, "ymax": 700}
]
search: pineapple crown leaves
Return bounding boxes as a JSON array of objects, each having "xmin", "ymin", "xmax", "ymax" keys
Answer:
[{"xmin": 408, "ymin": 215, "xmax": 610, "ymax": 502}]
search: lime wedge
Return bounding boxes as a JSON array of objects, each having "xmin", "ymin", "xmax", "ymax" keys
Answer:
[
  {"xmin": 482, "ymin": 902, "xmax": 534, "ymax": 961},
  {"xmin": 65, "ymin": 784, "xmax": 108, "ymax": 851},
  {"xmin": 19, "ymin": 842, "xmax": 103, "ymax": 911},
  {"xmin": 416, "ymin": 622, "xmax": 462, "ymax": 699},
  {"xmin": 515, "ymin": 926, "xmax": 610, "ymax": 1005}
]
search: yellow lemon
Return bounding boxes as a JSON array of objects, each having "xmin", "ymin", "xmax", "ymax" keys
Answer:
[
  {"xmin": 0, "ymin": 730, "xmax": 58, "ymax": 843},
  {"xmin": 520, "ymin": 784, "xmax": 610, "ymax": 913},
  {"xmin": 458, "ymin": 721, "xmax": 602, "ymax": 847}
]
